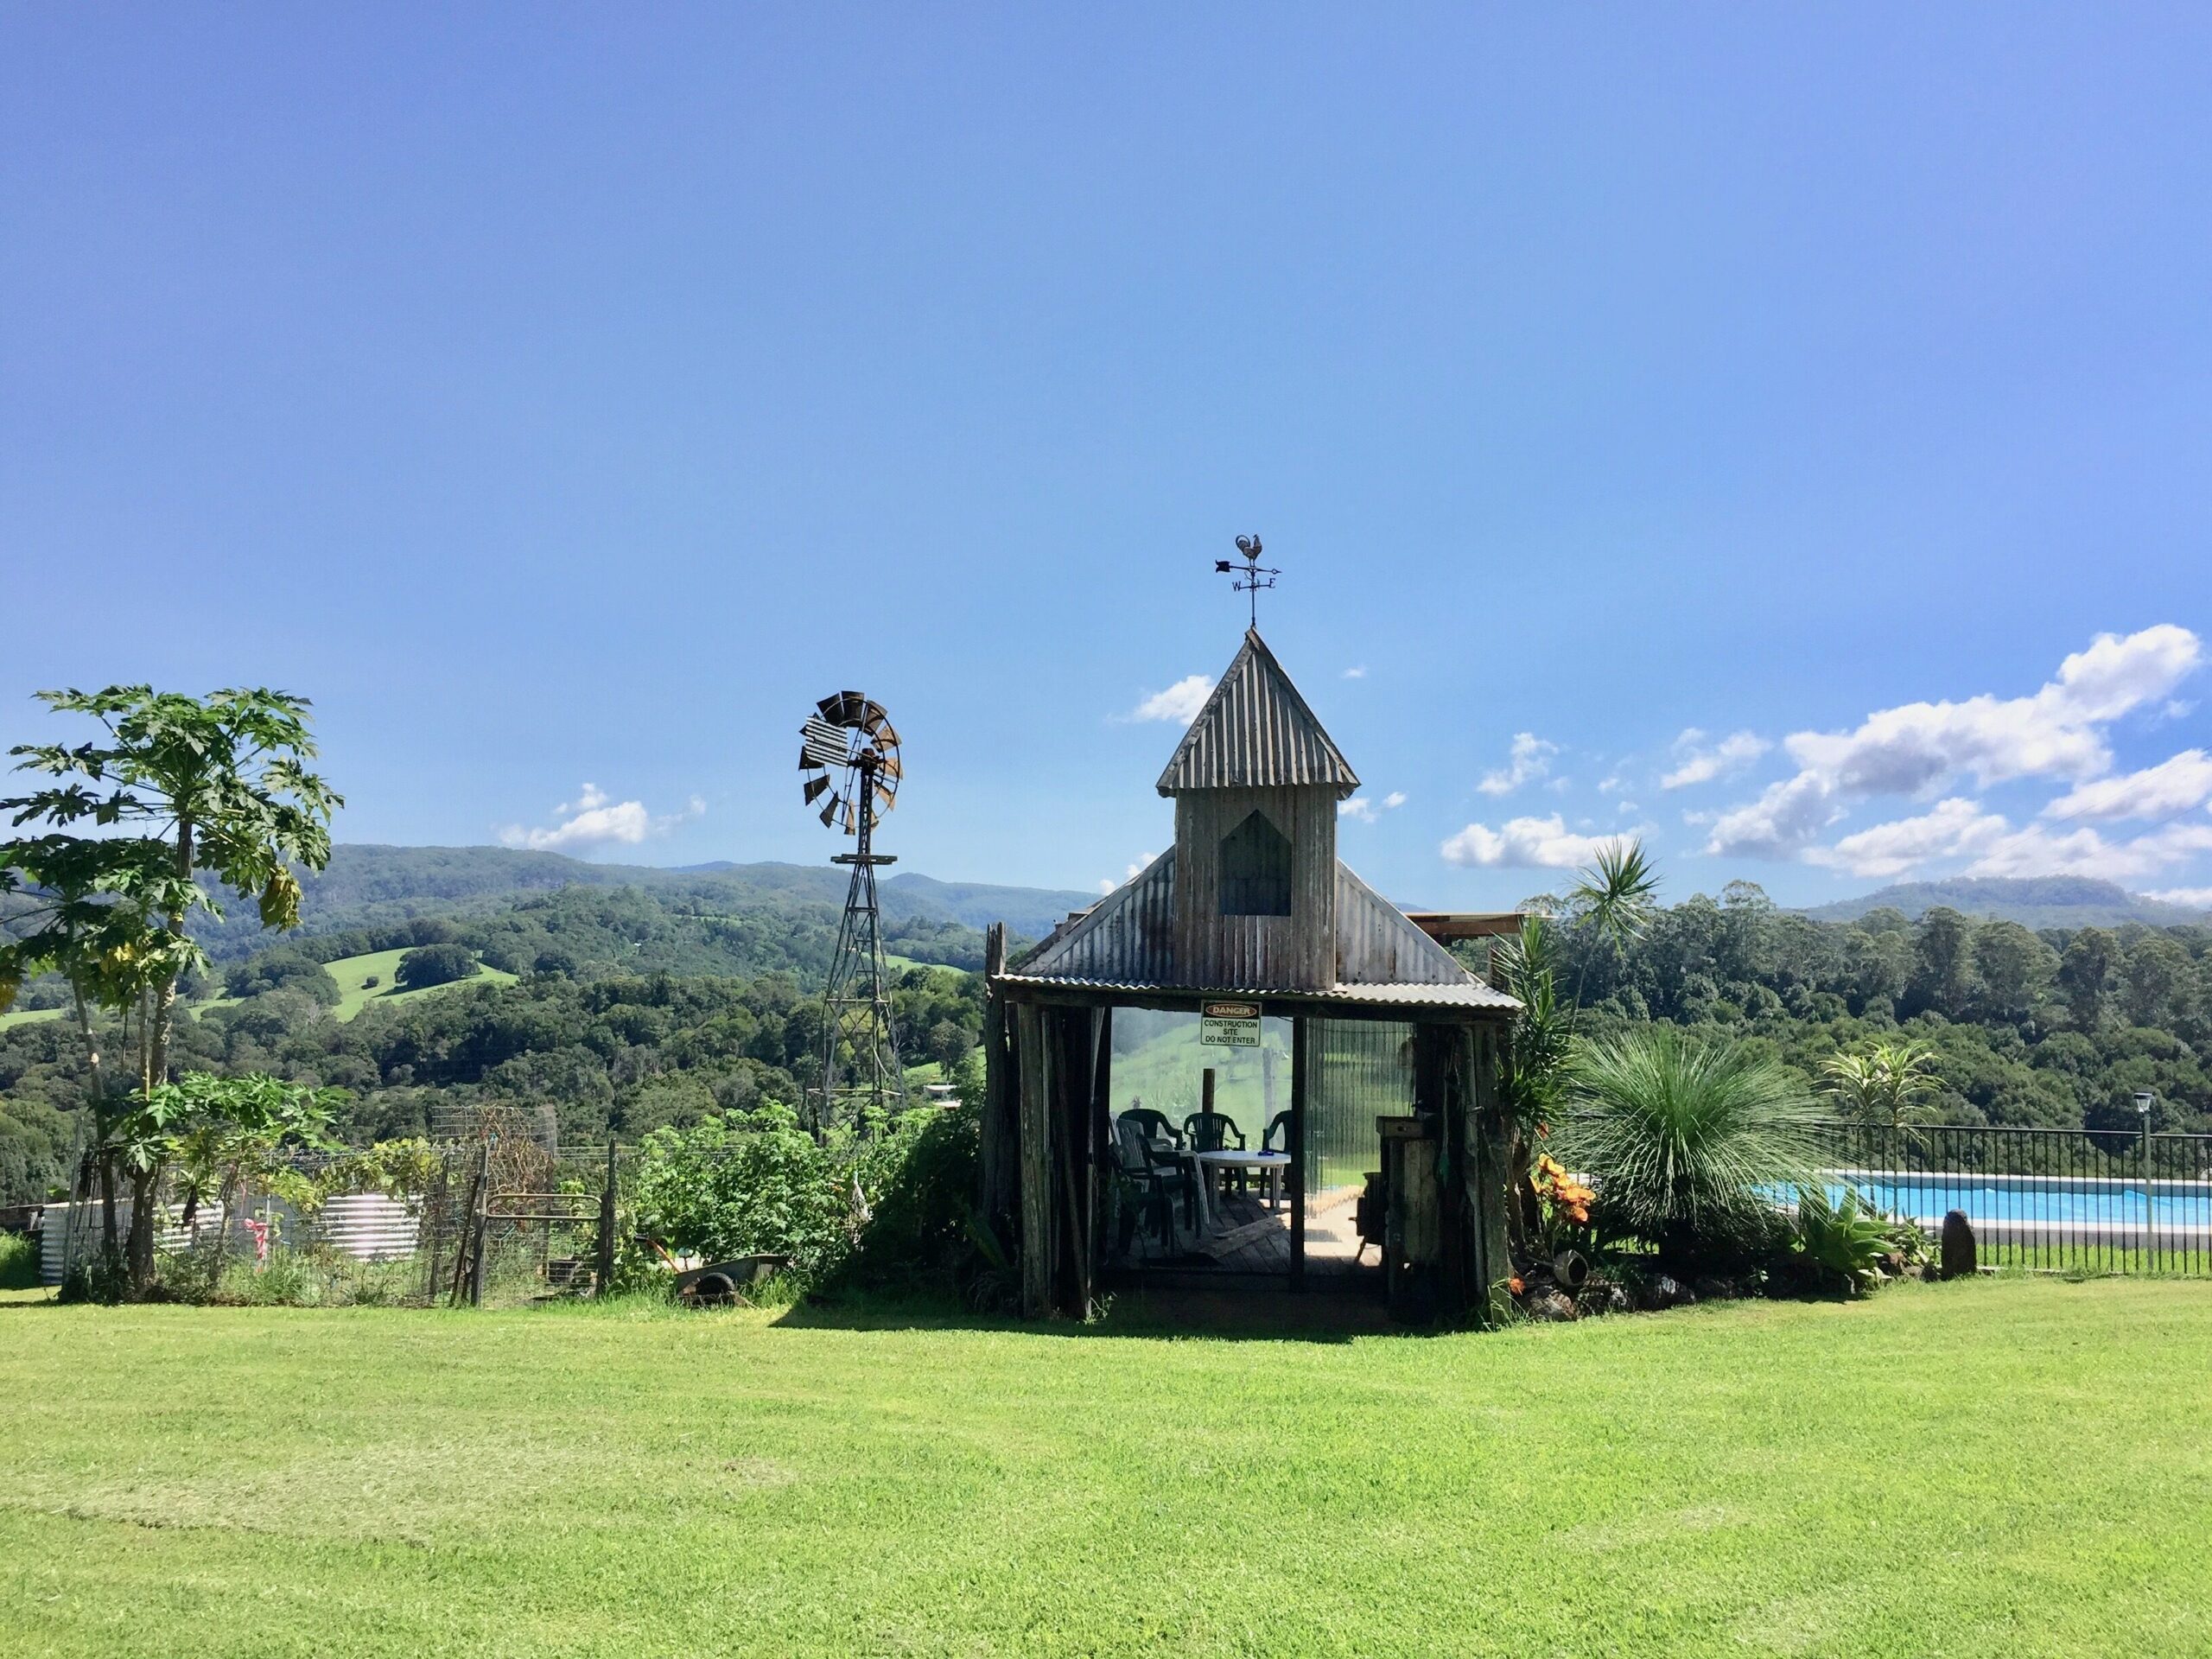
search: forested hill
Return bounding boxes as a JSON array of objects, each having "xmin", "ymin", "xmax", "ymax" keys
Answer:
[
  {"xmin": 177, "ymin": 844, "xmax": 1098, "ymax": 961},
  {"xmin": 1798, "ymin": 876, "xmax": 2209, "ymax": 930}
]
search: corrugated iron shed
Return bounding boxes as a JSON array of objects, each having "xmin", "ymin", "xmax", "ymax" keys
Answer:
[{"xmin": 1155, "ymin": 629, "xmax": 1361, "ymax": 798}]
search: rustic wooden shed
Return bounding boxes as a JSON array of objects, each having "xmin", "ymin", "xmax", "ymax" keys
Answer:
[{"xmin": 980, "ymin": 629, "xmax": 1521, "ymax": 1322}]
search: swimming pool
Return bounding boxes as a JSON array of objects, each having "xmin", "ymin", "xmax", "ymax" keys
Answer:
[{"xmin": 1813, "ymin": 1169, "xmax": 2212, "ymax": 1236}]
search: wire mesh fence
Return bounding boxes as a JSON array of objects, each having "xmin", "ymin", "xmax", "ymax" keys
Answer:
[
  {"xmin": 38, "ymin": 1108, "xmax": 629, "ymax": 1307},
  {"xmin": 1811, "ymin": 1120, "xmax": 2212, "ymax": 1276}
]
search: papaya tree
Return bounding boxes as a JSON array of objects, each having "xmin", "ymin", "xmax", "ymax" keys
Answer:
[{"xmin": 3, "ymin": 686, "xmax": 340, "ymax": 1293}]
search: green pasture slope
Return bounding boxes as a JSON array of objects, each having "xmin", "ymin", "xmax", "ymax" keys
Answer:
[
  {"xmin": 3, "ymin": 1277, "xmax": 2209, "ymax": 1656},
  {"xmin": 4, "ymin": 950, "xmax": 512, "ymax": 1033},
  {"xmin": 317, "ymin": 948, "xmax": 517, "ymax": 1020}
]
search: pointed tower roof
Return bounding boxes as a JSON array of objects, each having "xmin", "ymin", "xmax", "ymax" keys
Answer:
[{"xmin": 1154, "ymin": 629, "xmax": 1360, "ymax": 798}]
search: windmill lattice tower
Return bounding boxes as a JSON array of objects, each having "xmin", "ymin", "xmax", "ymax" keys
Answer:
[{"xmin": 798, "ymin": 691, "xmax": 908, "ymax": 1134}]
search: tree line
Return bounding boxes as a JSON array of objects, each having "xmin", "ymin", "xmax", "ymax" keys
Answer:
[{"xmin": 1508, "ymin": 880, "xmax": 2212, "ymax": 1135}]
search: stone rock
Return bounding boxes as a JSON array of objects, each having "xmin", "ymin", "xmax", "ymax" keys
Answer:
[
  {"xmin": 1529, "ymin": 1289, "xmax": 1579, "ymax": 1321},
  {"xmin": 1940, "ymin": 1210, "xmax": 1977, "ymax": 1280}
]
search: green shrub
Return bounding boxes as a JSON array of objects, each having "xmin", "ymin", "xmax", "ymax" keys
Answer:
[
  {"xmin": 1554, "ymin": 1025, "xmax": 1820, "ymax": 1268},
  {"xmin": 0, "ymin": 1230, "xmax": 39, "ymax": 1290},
  {"xmin": 1792, "ymin": 1186, "xmax": 1896, "ymax": 1296},
  {"xmin": 625, "ymin": 1100, "xmax": 985, "ymax": 1299},
  {"xmin": 839, "ymin": 1101, "xmax": 981, "ymax": 1294},
  {"xmin": 627, "ymin": 1103, "xmax": 855, "ymax": 1277}
]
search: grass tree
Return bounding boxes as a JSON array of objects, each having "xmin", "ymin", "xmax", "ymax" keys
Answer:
[
  {"xmin": 1554, "ymin": 1026, "xmax": 1821, "ymax": 1266},
  {"xmin": 2, "ymin": 686, "xmax": 340, "ymax": 1293}
]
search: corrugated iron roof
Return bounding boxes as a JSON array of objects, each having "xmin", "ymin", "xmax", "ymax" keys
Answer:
[
  {"xmin": 1004, "ymin": 849, "xmax": 1518, "ymax": 1012},
  {"xmin": 1155, "ymin": 629, "xmax": 1360, "ymax": 798},
  {"xmin": 994, "ymin": 971, "xmax": 1516, "ymax": 1013}
]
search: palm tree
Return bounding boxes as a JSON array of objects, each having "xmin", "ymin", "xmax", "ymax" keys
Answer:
[
  {"xmin": 1553, "ymin": 1026, "xmax": 1821, "ymax": 1265},
  {"xmin": 1491, "ymin": 838, "xmax": 1657, "ymax": 1254},
  {"xmin": 1821, "ymin": 1039, "xmax": 1941, "ymax": 1154}
]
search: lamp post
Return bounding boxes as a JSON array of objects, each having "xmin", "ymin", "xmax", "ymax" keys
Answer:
[{"xmin": 2135, "ymin": 1090, "xmax": 2156, "ymax": 1268}]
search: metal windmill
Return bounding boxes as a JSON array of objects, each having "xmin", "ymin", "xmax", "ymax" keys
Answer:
[{"xmin": 798, "ymin": 690, "xmax": 907, "ymax": 1133}]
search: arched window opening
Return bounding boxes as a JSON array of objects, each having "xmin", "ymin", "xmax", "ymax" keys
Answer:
[{"xmin": 1218, "ymin": 809, "xmax": 1293, "ymax": 917}]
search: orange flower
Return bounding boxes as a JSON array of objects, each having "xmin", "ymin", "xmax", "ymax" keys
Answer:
[{"xmin": 1508, "ymin": 1275, "xmax": 1525, "ymax": 1295}]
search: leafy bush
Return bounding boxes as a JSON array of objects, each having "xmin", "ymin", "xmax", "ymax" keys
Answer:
[
  {"xmin": 624, "ymin": 1100, "xmax": 985, "ymax": 1298},
  {"xmin": 1554, "ymin": 1026, "xmax": 1820, "ymax": 1267},
  {"xmin": 1792, "ymin": 1186, "xmax": 1896, "ymax": 1296},
  {"xmin": 627, "ymin": 1104, "xmax": 855, "ymax": 1277},
  {"xmin": 0, "ymin": 1230, "xmax": 39, "ymax": 1290},
  {"xmin": 839, "ymin": 1101, "xmax": 982, "ymax": 1294}
]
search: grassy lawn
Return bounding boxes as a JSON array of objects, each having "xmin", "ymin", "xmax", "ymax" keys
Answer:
[
  {"xmin": 0, "ymin": 1005, "xmax": 65, "ymax": 1032},
  {"xmin": 3, "ymin": 1280, "xmax": 2209, "ymax": 1656}
]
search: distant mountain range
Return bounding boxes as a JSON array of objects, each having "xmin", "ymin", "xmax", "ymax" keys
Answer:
[
  {"xmin": 1796, "ymin": 876, "xmax": 2210, "ymax": 930},
  {"xmin": 167, "ymin": 843, "xmax": 1102, "ymax": 960},
  {"xmin": 310, "ymin": 845, "xmax": 1098, "ymax": 933}
]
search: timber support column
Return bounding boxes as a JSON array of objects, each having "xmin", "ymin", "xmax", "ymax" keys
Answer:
[
  {"xmin": 979, "ymin": 924, "xmax": 1017, "ymax": 1243},
  {"xmin": 1288, "ymin": 1016, "xmax": 1309, "ymax": 1288}
]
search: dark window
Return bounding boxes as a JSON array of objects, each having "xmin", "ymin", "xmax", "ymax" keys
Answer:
[{"xmin": 1218, "ymin": 809, "xmax": 1293, "ymax": 916}]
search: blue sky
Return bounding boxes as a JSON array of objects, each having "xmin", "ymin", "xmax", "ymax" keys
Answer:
[{"xmin": 4, "ymin": 6, "xmax": 2209, "ymax": 912}]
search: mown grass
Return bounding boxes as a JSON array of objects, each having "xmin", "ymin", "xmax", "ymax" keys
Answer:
[{"xmin": 3, "ymin": 1279, "xmax": 2209, "ymax": 1657}]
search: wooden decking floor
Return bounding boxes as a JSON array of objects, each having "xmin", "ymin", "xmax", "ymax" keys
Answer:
[{"xmin": 1117, "ymin": 1183, "xmax": 1373, "ymax": 1280}]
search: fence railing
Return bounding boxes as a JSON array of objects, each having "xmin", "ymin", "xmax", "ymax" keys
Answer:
[{"xmin": 1810, "ymin": 1120, "xmax": 2212, "ymax": 1277}]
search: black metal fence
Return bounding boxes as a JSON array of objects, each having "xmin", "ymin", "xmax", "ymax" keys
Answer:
[{"xmin": 1810, "ymin": 1120, "xmax": 2212, "ymax": 1276}]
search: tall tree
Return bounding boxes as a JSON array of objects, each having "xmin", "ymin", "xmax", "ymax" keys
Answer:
[
  {"xmin": 1973, "ymin": 920, "xmax": 2056, "ymax": 1027},
  {"xmin": 3, "ymin": 687, "xmax": 340, "ymax": 1292},
  {"xmin": 1908, "ymin": 907, "xmax": 1979, "ymax": 1020},
  {"xmin": 2058, "ymin": 927, "xmax": 2119, "ymax": 1032},
  {"xmin": 2120, "ymin": 933, "xmax": 2192, "ymax": 1031}
]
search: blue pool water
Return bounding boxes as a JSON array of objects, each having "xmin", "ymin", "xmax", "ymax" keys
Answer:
[{"xmin": 1817, "ymin": 1176, "xmax": 2212, "ymax": 1230}]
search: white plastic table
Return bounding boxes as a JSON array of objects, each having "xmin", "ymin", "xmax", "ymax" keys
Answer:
[{"xmin": 1197, "ymin": 1149, "xmax": 1293, "ymax": 1213}]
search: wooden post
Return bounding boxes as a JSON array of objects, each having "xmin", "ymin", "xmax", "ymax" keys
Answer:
[
  {"xmin": 1471, "ymin": 1026, "xmax": 1513, "ymax": 1326},
  {"xmin": 468, "ymin": 1139, "xmax": 491, "ymax": 1308},
  {"xmin": 1088, "ymin": 1007, "xmax": 1114, "ymax": 1312},
  {"xmin": 1288, "ymin": 1017, "xmax": 1308, "ymax": 1288},
  {"xmin": 980, "ymin": 924, "xmax": 1015, "ymax": 1238},
  {"xmin": 1014, "ymin": 1001, "xmax": 1052, "ymax": 1319},
  {"xmin": 595, "ymin": 1139, "xmax": 618, "ymax": 1298}
]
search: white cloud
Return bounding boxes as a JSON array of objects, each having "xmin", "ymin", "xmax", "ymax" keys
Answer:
[
  {"xmin": 1661, "ymin": 728, "xmax": 1770, "ymax": 790},
  {"xmin": 1097, "ymin": 851, "xmax": 1158, "ymax": 894},
  {"xmin": 1962, "ymin": 820, "xmax": 2212, "ymax": 881},
  {"xmin": 1701, "ymin": 772, "xmax": 1847, "ymax": 860},
  {"xmin": 1597, "ymin": 773, "xmax": 1628, "ymax": 794},
  {"xmin": 1441, "ymin": 813, "xmax": 1634, "ymax": 870},
  {"xmin": 1803, "ymin": 798, "xmax": 2007, "ymax": 880},
  {"xmin": 2145, "ymin": 887, "xmax": 2212, "ymax": 910},
  {"xmin": 1339, "ymin": 791, "xmax": 1408, "ymax": 824},
  {"xmin": 1342, "ymin": 665, "xmax": 1368, "ymax": 679},
  {"xmin": 1128, "ymin": 675, "xmax": 1214, "ymax": 725},
  {"xmin": 2043, "ymin": 749, "xmax": 2212, "ymax": 823},
  {"xmin": 1803, "ymin": 803, "xmax": 2212, "ymax": 884},
  {"xmin": 499, "ymin": 784, "xmax": 702, "ymax": 853},
  {"xmin": 1477, "ymin": 733, "xmax": 1558, "ymax": 797},
  {"xmin": 1705, "ymin": 626, "xmax": 2203, "ymax": 859}
]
